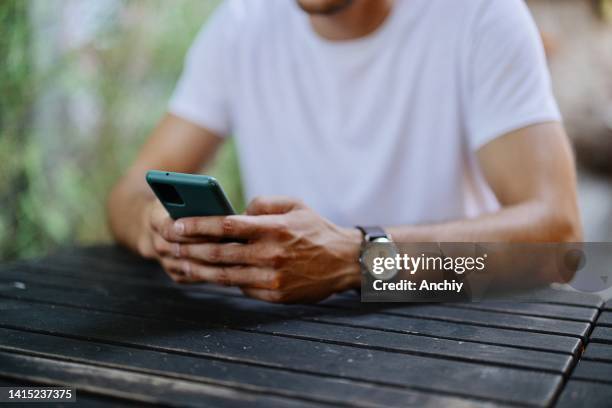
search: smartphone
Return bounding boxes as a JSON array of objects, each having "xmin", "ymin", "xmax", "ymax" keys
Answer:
[{"xmin": 146, "ymin": 170, "xmax": 235, "ymax": 220}]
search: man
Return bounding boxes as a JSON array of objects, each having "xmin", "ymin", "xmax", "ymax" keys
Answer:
[{"xmin": 107, "ymin": 0, "xmax": 582, "ymax": 303}]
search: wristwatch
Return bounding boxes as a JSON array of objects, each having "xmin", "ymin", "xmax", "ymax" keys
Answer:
[{"xmin": 356, "ymin": 226, "xmax": 398, "ymax": 280}]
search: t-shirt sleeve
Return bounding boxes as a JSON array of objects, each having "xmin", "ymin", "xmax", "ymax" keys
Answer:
[
  {"xmin": 466, "ymin": 0, "xmax": 561, "ymax": 150},
  {"xmin": 168, "ymin": 2, "xmax": 234, "ymax": 137}
]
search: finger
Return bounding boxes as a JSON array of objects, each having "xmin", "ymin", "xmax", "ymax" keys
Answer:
[
  {"xmin": 175, "ymin": 215, "xmax": 267, "ymax": 239},
  {"xmin": 167, "ymin": 270, "xmax": 188, "ymax": 283},
  {"xmin": 161, "ymin": 257, "xmax": 278, "ymax": 287},
  {"xmin": 189, "ymin": 263, "xmax": 279, "ymax": 288},
  {"xmin": 246, "ymin": 196, "xmax": 304, "ymax": 215},
  {"xmin": 161, "ymin": 258, "xmax": 278, "ymax": 288},
  {"xmin": 149, "ymin": 203, "xmax": 174, "ymax": 235},
  {"xmin": 151, "ymin": 214, "xmax": 202, "ymax": 243},
  {"xmin": 152, "ymin": 234, "xmax": 181, "ymax": 258},
  {"xmin": 242, "ymin": 287, "xmax": 330, "ymax": 304},
  {"xmin": 241, "ymin": 287, "xmax": 289, "ymax": 303},
  {"xmin": 179, "ymin": 242, "xmax": 269, "ymax": 265},
  {"xmin": 160, "ymin": 257, "xmax": 192, "ymax": 283}
]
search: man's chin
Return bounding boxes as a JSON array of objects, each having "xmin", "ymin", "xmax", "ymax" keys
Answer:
[{"xmin": 296, "ymin": 0, "xmax": 354, "ymax": 15}]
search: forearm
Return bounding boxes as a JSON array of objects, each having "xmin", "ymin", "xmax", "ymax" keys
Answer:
[
  {"xmin": 106, "ymin": 173, "xmax": 154, "ymax": 253},
  {"xmin": 387, "ymin": 201, "xmax": 581, "ymax": 242},
  {"xmin": 387, "ymin": 201, "xmax": 581, "ymax": 243},
  {"xmin": 385, "ymin": 201, "xmax": 582, "ymax": 286}
]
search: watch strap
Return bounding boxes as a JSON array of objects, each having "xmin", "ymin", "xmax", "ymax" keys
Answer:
[{"xmin": 356, "ymin": 226, "xmax": 389, "ymax": 242}]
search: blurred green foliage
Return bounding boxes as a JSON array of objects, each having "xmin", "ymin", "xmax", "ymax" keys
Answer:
[{"xmin": 0, "ymin": 0, "xmax": 243, "ymax": 260}]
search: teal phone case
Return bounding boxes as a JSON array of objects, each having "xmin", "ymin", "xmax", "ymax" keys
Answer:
[{"xmin": 146, "ymin": 170, "xmax": 235, "ymax": 220}]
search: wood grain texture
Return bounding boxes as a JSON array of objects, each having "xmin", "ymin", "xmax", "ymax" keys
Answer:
[
  {"xmin": 0, "ymin": 351, "xmax": 314, "ymax": 408},
  {"xmin": 0, "ymin": 297, "xmax": 563, "ymax": 406},
  {"xmin": 556, "ymin": 294, "xmax": 612, "ymax": 408},
  {"xmin": 440, "ymin": 301, "xmax": 598, "ymax": 322},
  {"xmin": 0, "ymin": 245, "xmax": 605, "ymax": 407},
  {"xmin": 0, "ymin": 264, "xmax": 585, "ymax": 355},
  {"xmin": 0, "ymin": 276, "xmax": 575, "ymax": 373},
  {"xmin": 556, "ymin": 380, "xmax": 612, "ymax": 408},
  {"xmin": 325, "ymin": 300, "xmax": 591, "ymax": 338},
  {"xmin": 0, "ymin": 327, "xmax": 496, "ymax": 408},
  {"xmin": 583, "ymin": 343, "xmax": 612, "ymax": 363},
  {"xmin": 0, "ymin": 372, "xmax": 166, "ymax": 407},
  {"xmin": 571, "ymin": 360, "xmax": 612, "ymax": 383},
  {"xmin": 591, "ymin": 327, "xmax": 612, "ymax": 344},
  {"xmin": 597, "ymin": 311, "xmax": 612, "ymax": 326}
]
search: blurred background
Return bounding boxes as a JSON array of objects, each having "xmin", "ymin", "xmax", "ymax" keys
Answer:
[{"xmin": 1, "ymin": 0, "xmax": 611, "ymax": 260}]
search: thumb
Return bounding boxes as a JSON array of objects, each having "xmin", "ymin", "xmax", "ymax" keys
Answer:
[{"xmin": 246, "ymin": 196, "xmax": 304, "ymax": 215}]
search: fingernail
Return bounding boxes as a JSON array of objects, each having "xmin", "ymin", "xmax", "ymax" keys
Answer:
[
  {"xmin": 174, "ymin": 221, "xmax": 184, "ymax": 235},
  {"xmin": 182, "ymin": 261, "xmax": 191, "ymax": 277},
  {"xmin": 173, "ymin": 243, "xmax": 181, "ymax": 258}
]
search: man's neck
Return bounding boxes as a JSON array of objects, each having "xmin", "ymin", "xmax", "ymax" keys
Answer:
[{"xmin": 309, "ymin": 0, "xmax": 394, "ymax": 41}]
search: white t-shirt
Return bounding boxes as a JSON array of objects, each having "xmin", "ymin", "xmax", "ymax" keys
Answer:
[{"xmin": 169, "ymin": 0, "xmax": 560, "ymax": 228}]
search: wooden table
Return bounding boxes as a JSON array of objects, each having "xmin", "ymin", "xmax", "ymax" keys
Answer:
[{"xmin": 0, "ymin": 246, "xmax": 609, "ymax": 407}]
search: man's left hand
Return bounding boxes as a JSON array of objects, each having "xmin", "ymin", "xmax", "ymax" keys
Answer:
[{"xmin": 156, "ymin": 196, "xmax": 362, "ymax": 303}]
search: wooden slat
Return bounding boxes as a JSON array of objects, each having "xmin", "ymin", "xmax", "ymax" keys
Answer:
[
  {"xmin": 606, "ymin": 300, "xmax": 612, "ymax": 311},
  {"xmin": 0, "ymin": 327, "xmax": 495, "ymax": 408},
  {"xmin": 582, "ymin": 343, "xmax": 612, "ymax": 363},
  {"xmin": 20, "ymin": 248, "xmax": 166, "ymax": 280},
  {"xmin": 556, "ymin": 380, "xmax": 612, "ymax": 408},
  {"xmin": 0, "ymin": 377, "xmax": 27, "ymax": 386},
  {"xmin": 440, "ymin": 301, "xmax": 598, "ymax": 322},
  {"xmin": 343, "ymin": 286, "xmax": 604, "ymax": 309},
  {"xmin": 502, "ymin": 288, "xmax": 603, "ymax": 308},
  {"xmin": 0, "ymin": 297, "xmax": 562, "ymax": 406},
  {"xmin": 309, "ymin": 312, "xmax": 581, "ymax": 354},
  {"xmin": 0, "ymin": 282, "xmax": 574, "ymax": 373},
  {"xmin": 555, "ymin": 296, "xmax": 612, "ymax": 407},
  {"xmin": 0, "ymin": 351, "xmax": 313, "ymax": 408},
  {"xmin": 326, "ymin": 301, "xmax": 591, "ymax": 339},
  {"xmin": 418, "ymin": 305, "xmax": 591, "ymax": 337},
  {"xmin": 597, "ymin": 311, "xmax": 612, "ymax": 327},
  {"xmin": 14, "ymin": 245, "xmax": 156, "ymax": 277},
  {"xmin": 55, "ymin": 245, "xmax": 151, "ymax": 265},
  {"xmin": 590, "ymin": 327, "xmax": 612, "ymax": 344},
  {"xmin": 0, "ymin": 267, "xmax": 584, "ymax": 355},
  {"xmin": 244, "ymin": 319, "xmax": 572, "ymax": 373},
  {"xmin": 571, "ymin": 360, "xmax": 612, "ymax": 383},
  {"xmin": 0, "ymin": 375, "xmax": 148, "ymax": 407},
  {"xmin": 333, "ymin": 289, "xmax": 600, "ymax": 320}
]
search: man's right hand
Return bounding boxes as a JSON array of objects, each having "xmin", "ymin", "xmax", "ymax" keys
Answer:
[{"xmin": 136, "ymin": 200, "xmax": 200, "ymax": 283}]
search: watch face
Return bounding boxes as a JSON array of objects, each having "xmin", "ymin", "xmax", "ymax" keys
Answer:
[{"xmin": 361, "ymin": 240, "xmax": 398, "ymax": 280}]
